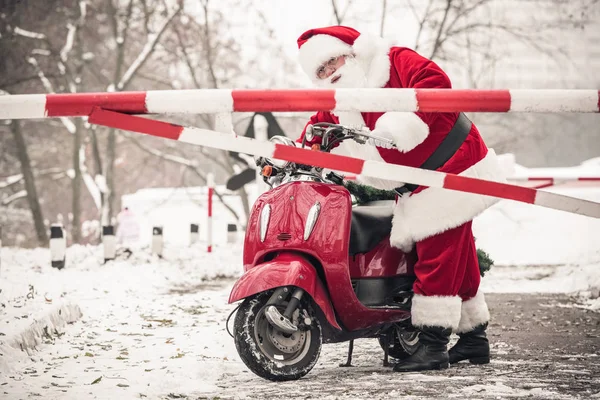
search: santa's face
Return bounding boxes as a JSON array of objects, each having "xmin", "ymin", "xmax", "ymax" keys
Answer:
[{"xmin": 314, "ymin": 55, "xmax": 368, "ymax": 89}]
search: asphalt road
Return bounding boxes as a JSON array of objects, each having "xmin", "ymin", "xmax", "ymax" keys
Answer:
[{"xmin": 208, "ymin": 293, "xmax": 600, "ymax": 400}]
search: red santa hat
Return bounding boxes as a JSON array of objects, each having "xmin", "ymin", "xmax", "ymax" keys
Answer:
[{"xmin": 297, "ymin": 26, "xmax": 360, "ymax": 80}]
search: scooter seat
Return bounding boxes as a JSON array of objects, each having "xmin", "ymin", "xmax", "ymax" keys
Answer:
[{"xmin": 349, "ymin": 201, "xmax": 394, "ymax": 255}]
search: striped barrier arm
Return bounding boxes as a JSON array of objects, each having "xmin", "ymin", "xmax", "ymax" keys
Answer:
[
  {"xmin": 87, "ymin": 108, "xmax": 600, "ymax": 219},
  {"xmin": 1, "ymin": 89, "xmax": 599, "ymax": 119}
]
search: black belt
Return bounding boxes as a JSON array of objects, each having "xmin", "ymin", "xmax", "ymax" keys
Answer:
[{"xmin": 395, "ymin": 112, "xmax": 472, "ymax": 195}]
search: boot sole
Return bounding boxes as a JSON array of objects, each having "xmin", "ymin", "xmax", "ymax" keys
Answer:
[
  {"xmin": 394, "ymin": 362, "xmax": 449, "ymax": 372},
  {"xmin": 449, "ymin": 355, "xmax": 491, "ymax": 365},
  {"xmin": 469, "ymin": 356, "xmax": 490, "ymax": 365}
]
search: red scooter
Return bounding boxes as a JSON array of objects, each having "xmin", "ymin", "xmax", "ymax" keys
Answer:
[{"xmin": 228, "ymin": 124, "xmax": 418, "ymax": 381}]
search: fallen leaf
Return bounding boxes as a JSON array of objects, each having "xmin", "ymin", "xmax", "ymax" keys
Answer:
[{"xmin": 91, "ymin": 376, "xmax": 102, "ymax": 385}]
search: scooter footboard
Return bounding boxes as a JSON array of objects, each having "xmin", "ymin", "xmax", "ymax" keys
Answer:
[{"xmin": 228, "ymin": 253, "xmax": 341, "ymax": 330}]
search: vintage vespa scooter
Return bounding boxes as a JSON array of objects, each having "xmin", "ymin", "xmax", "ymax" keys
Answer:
[{"xmin": 228, "ymin": 123, "xmax": 419, "ymax": 381}]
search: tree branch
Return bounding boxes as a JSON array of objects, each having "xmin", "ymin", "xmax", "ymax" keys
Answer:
[{"xmin": 117, "ymin": 4, "xmax": 182, "ymax": 90}]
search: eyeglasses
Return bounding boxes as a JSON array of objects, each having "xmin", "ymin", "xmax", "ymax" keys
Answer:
[{"xmin": 316, "ymin": 56, "xmax": 342, "ymax": 79}]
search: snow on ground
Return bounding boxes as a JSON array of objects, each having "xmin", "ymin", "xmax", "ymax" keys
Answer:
[{"xmin": 0, "ymin": 242, "xmax": 244, "ymax": 398}]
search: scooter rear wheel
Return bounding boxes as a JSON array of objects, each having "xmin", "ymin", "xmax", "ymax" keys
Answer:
[{"xmin": 233, "ymin": 290, "xmax": 322, "ymax": 381}]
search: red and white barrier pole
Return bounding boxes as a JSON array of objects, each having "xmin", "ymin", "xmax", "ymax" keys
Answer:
[
  {"xmin": 1, "ymin": 89, "xmax": 599, "ymax": 118},
  {"xmin": 87, "ymin": 108, "xmax": 600, "ymax": 219},
  {"xmin": 207, "ymin": 172, "xmax": 214, "ymax": 253}
]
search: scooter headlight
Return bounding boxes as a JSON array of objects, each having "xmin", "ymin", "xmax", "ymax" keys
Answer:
[
  {"xmin": 304, "ymin": 124, "xmax": 315, "ymax": 143},
  {"xmin": 304, "ymin": 202, "xmax": 321, "ymax": 241},
  {"xmin": 265, "ymin": 136, "xmax": 296, "ymax": 169},
  {"xmin": 260, "ymin": 204, "xmax": 271, "ymax": 242}
]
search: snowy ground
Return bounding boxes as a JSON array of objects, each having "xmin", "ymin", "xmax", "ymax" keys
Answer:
[{"xmin": 1, "ymin": 184, "xmax": 599, "ymax": 399}]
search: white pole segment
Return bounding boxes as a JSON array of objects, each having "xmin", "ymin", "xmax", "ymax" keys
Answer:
[
  {"xmin": 361, "ymin": 160, "xmax": 446, "ymax": 188},
  {"xmin": 178, "ymin": 127, "xmax": 276, "ymax": 158},
  {"xmin": 145, "ymin": 89, "xmax": 234, "ymax": 114},
  {"xmin": 334, "ymin": 88, "xmax": 418, "ymax": 112},
  {"xmin": 509, "ymin": 90, "xmax": 599, "ymax": 112},
  {"xmin": 0, "ymin": 94, "xmax": 47, "ymax": 119},
  {"xmin": 534, "ymin": 190, "xmax": 600, "ymax": 217}
]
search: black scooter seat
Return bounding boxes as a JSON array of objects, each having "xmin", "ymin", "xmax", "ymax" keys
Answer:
[{"xmin": 349, "ymin": 201, "xmax": 394, "ymax": 255}]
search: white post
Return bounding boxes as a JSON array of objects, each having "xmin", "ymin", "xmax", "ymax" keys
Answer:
[
  {"xmin": 151, "ymin": 226, "xmax": 163, "ymax": 258},
  {"xmin": 50, "ymin": 223, "xmax": 66, "ymax": 269},
  {"xmin": 190, "ymin": 223, "xmax": 199, "ymax": 245},
  {"xmin": 207, "ymin": 173, "xmax": 214, "ymax": 253},
  {"xmin": 102, "ymin": 225, "xmax": 116, "ymax": 263},
  {"xmin": 227, "ymin": 223, "xmax": 238, "ymax": 244},
  {"xmin": 253, "ymin": 114, "xmax": 270, "ymax": 197}
]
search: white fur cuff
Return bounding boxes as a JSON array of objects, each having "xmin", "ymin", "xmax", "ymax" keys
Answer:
[
  {"xmin": 411, "ymin": 294, "xmax": 462, "ymax": 330},
  {"xmin": 456, "ymin": 291, "xmax": 490, "ymax": 333},
  {"xmin": 374, "ymin": 112, "xmax": 429, "ymax": 153}
]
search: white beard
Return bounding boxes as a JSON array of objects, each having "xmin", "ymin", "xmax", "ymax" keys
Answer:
[{"xmin": 314, "ymin": 57, "xmax": 369, "ymax": 89}]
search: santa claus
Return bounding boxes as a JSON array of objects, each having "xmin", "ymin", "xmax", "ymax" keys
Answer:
[{"xmin": 296, "ymin": 26, "xmax": 505, "ymax": 372}]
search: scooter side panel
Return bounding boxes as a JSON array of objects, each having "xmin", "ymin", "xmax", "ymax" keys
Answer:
[
  {"xmin": 243, "ymin": 182, "xmax": 352, "ymax": 270},
  {"xmin": 228, "ymin": 253, "xmax": 341, "ymax": 330}
]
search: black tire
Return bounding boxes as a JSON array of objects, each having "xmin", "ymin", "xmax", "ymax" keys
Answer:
[{"xmin": 233, "ymin": 291, "xmax": 322, "ymax": 381}]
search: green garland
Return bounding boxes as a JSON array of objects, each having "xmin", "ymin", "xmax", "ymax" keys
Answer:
[
  {"xmin": 344, "ymin": 180, "xmax": 494, "ymax": 276},
  {"xmin": 344, "ymin": 180, "xmax": 396, "ymax": 204},
  {"xmin": 476, "ymin": 248, "xmax": 494, "ymax": 277}
]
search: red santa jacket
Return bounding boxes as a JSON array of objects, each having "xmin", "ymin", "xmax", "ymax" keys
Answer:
[{"xmin": 298, "ymin": 39, "xmax": 505, "ymax": 251}]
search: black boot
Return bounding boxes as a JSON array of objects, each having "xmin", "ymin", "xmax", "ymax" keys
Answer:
[
  {"xmin": 393, "ymin": 326, "xmax": 451, "ymax": 372},
  {"xmin": 448, "ymin": 323, "xmax": 490, "ymax": 364}
]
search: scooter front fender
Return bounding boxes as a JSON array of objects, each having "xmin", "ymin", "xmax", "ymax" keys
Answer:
[{"xmin": 228, "ymin": 253, "xmax": 341, "ymax": 330}]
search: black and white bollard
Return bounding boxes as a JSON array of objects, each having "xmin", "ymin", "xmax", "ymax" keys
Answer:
[
  {"xmin": 227, "ymin": 223, "xmax": 238, "ymax": 244},
  {"xmin": 152, "ymin": 226, "xmax": 163, "ymax": 258},
  {"xmin": 50, "ymin": 224, "xmax": 66, "ymax": 269},
  {"xmin": 190, "ymin": 223, "xmax": 199, "ymax": 245},
  {"xmin": 102, "ymin": 225, "xmax": 116, "ymax": 263}
]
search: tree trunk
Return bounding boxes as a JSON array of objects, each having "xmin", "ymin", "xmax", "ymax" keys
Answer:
[
  {"xmin": 10, "ymin": 121, "xmax": 49, "ymax": 246},
  {"xmin": 72, "ymin": 118, "xmax": 83, "ymax": 242}
]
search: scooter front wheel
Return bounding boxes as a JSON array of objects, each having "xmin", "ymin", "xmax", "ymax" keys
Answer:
[{"xmin": 233, "ymin": 290, "xmax": 322, "ymax": 381}]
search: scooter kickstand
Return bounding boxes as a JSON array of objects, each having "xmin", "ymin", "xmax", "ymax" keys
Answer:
[
  {"xmin": 339, "ymin": 339, "xmax": 354, "ymax": 367},
  {"xmin": 382, "ymin": 333, "xmax": 391, "ymax": 367}
]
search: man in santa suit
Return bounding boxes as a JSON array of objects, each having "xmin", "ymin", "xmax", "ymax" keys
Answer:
[{"xmin": 296, "ymin": 26, "xmax": 505, "ymax": 372}]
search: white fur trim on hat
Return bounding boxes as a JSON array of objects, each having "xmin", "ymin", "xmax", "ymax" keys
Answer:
[
  {"xmin": 411, "ymin": 294, "xmax": 462, "ymax": 329},
  {"xmin": 373, "ymin": 112, "xmax": 429, "ymax": 152},
  {"xmin": 298, "ymin": 34, "xmax": 353, "ymax": 80},
  {"xmin": 456, "ymin": 291, "xmax": 490, "ymax": 333},
  {"xmin": 390, "ymin": 149, "xmax": 505, "ymax": 251},
  {"xmin": 299, "ymin": 32, "xmax": 393, "ymax": 87}
]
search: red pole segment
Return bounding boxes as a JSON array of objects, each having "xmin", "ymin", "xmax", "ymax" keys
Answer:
[
  {"xmin": 46, "ymin": 92, "xmax": 147, "ymax": 117},
  {"xmin": 232, "ymin": 89, "xmax": 337, "ymax": 112}
]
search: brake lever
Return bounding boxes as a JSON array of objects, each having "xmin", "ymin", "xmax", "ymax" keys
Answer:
[{"xmin": 350, "ymin": 128, "xmax": 396, "ymax": 148}]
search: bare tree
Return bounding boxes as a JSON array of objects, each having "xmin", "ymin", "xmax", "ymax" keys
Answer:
[
  {"xmin": 103, "ymin": 0, "xmax": 183, "ymax": 225},
  {"xmin": 8, "ymin": 120, "xmax": 49, "ymax": 245}
]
